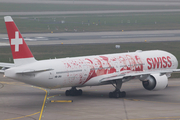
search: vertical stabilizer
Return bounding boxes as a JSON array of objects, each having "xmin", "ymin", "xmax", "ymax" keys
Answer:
[{"xmin": 4, "ymin": 16, "xmax": 36, "ymax": 66}]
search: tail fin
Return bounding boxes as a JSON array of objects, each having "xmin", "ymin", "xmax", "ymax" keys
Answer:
[{"xmin": 4, "ymin": 16, "xmax": 36, "ymax": 66}]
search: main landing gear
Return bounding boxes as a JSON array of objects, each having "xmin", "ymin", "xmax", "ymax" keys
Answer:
[
  {"xmin": 65, "ymin": 87, "xmax": 83, "ymax": 96},
  {"xmin": 109, "ymin": 80, "xmax": 126, "ymax": 98}
]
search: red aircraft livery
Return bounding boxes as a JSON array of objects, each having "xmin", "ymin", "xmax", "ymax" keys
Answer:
[{"xmin": 147, "ymin": 56, "xmax": 172, "ymax": 69}]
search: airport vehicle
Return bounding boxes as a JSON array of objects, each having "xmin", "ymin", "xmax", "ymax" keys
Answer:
[{"xmin": 1, "ymin": 16, "xmax": 180, "ymax": 98}]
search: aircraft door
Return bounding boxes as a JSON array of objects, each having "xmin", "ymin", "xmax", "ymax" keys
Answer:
[
  {"xmin": 49, "ymin": 71, "xmax": 54, "ymax": 79},
  {"xmin": 170, "ymin": 55, "xmax": 175, "ymax": 67},
  {"xmin": 83, "ymin": 65, "xmax": 88, "ymax": 78},
  {"xmin": 114, "ymin": 62, "xmax": 119, "ymax": 73}
]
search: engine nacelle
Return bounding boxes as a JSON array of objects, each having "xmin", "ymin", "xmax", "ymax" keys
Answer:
[{"xmin": 142, "ymin": 73, "xmax": 168, "ymax": 91}]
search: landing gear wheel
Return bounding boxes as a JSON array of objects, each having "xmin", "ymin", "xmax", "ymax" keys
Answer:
[
  {"xmin": 115, "ymin": 92, "xmax": 120, "ymax": 98},
  {"xmin": 121, "ymin": 91, "xmax": 126, "ymax": 97},
  {"xmin": 109, "ymin": 92, "xmax": 113, "ymax": 98},
  {"xmin": 65, "ymin": 88, "xmax": 83, "ymax": 96},
  {"xmin": 65, "ymin": 90, "xmax": 70, "ymax": 96},
  {"xmin": 109, "ymin": 80, "xmax": 127, "ymax": 98},
  {"xmin": 78, "ymin": 89, "xmax": 83, "ymax": 96},
  {"xmin": 109, "ymin": 91, "xmax": 126, "ymax": 98}
]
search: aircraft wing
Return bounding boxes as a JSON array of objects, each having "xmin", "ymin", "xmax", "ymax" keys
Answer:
[
  {"xmin": 99, "ymin": 69, "xmax": 180, "ymax": 83},
  {"xmin": 99, "ymin": 70, "xmax": 131, "ymax": 83},
  {"xmin": 172, "ymin": 69, "xmax": 180, "ymax": 73},
  {"xmin": 16, "ymin": 68, "xmax": 53, "ymax": 74},
  {"xmin": 99, "ymin": 74, "xmax": 125, "ymax": 83}
]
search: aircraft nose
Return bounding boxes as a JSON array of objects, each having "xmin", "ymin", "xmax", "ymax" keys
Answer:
[{"xmin": 172, "ymin": 54, "xmax": 178, "ymax": 68}]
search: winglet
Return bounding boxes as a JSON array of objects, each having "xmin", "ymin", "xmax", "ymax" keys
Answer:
[{"xmin": 4, "ymin": 16, "xmax": 36, "ymax": 66}]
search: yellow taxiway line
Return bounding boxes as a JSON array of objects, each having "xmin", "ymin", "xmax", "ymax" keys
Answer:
[
  {"xmin": 51, "ymin": 100, "xmax": 73, "ymax": 103},
  {"xmin": 35, "ymin": 87, "xmax": 48, "ymax": 120},
  {"xmin": 47, "ymin": 94, "xmax": 60, "ymax": 99},
  {"xmin": 4, "ymin": 111, "xmax": 40, "ymax": 120}
]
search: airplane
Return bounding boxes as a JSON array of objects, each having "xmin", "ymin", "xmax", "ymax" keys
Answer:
[{"xmin": 1, "ymin": 16, "xmax": 180, "ymax": 98}]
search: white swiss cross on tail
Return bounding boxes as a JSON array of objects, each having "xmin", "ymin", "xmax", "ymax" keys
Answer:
[
  {"xmin": 4, "ymin": 16, "xmax": 36, "ymax": 66},
  {"xmin": 11, "ymin": 31, "xmax": 23, "ymax": 52}
]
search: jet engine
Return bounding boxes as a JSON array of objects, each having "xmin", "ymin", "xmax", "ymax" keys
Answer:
[{"xmin": 142, "ymin": 74, "xmax": 168, "ymax": 91}]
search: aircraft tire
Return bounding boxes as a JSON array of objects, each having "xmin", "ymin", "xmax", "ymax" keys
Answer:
[
  {"xmin": 121, "ymin": 91, "xmax": 126, "ymax": 97},
  {"xmin": 65, "ymin": 90, "xmax": 70, "ymax": 96},
  {"xmin": 109, "ymin": 92, "xmax": 113, "ymax": 98},
  {"xmin": 78, "ymin": 89, "xmax": 83, "ymax": 96},
  {"xmin": 113, "ymin": 92, "xmax": 120, "ymax": 98}
]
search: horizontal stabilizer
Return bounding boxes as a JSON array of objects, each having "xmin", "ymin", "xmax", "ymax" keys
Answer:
[
  {"xmin": 0, "ymin": 62, "xmax": 15, "ymax": 73},
  {"xmin": 0, "ymin": 70, "xmax": 5, "ymax": 73},
  {"xmin": 0, "ymin": 62, "xmax": 14, "ymax": 68}
]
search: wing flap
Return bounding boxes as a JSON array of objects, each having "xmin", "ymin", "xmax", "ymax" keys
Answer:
[
  {"xmin": 99, "ymin": 70, "xmax": 130, "ymax": 83},
  {"xmin": 100, "ymin": 74, "xmax": 124, "ymax": 83}
]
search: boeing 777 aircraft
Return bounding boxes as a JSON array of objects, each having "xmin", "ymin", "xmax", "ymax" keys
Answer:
[{"xmin": 1, "ymin": 16, "xmax": 180, "ymax": 98}]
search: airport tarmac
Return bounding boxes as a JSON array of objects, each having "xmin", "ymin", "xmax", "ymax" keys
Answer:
[
  {"xmin": 0, "ymin": 73, "xmax": 180, "ymax": 120},
  {"xmin": 1, "ymin": 30, "xmax": 180, "ymax": 46}
]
